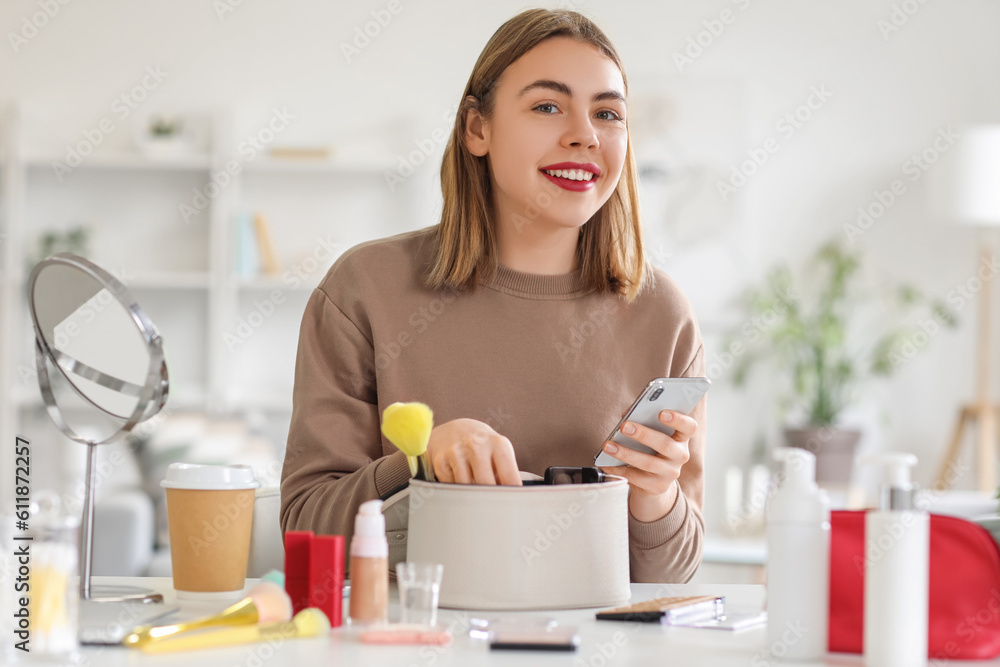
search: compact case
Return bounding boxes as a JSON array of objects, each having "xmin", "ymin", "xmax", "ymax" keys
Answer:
[{"xmin": 381, "ymin": 473, "xmax": 631, "ymax": 610}]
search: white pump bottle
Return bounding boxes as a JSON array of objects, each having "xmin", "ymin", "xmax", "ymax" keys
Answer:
[
  {"xmin": 863, "ymin": 453, "xmax": 929, "ymax": 667},
  {"xmin": 766, "ymin": 447, "xmax": 830, "ymax": 661}
]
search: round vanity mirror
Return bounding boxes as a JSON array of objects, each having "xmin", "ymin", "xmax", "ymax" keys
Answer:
[
  {"xmin": 27, "ymin": 253, "xmax": 170, "ymax": 603},
  {"xmin": 29, "ymin": 256, "xmax": 167, "ymax": 431}
]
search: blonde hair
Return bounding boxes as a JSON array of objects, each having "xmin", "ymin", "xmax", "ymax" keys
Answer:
[{"xmin": 425, "ymin": 8, "xmax": 650, "ymax": 303}]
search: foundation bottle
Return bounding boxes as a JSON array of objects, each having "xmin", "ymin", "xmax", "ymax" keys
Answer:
[{"xmin": 348, "ymin": 499, "xmax": 389, "ymax": 625}]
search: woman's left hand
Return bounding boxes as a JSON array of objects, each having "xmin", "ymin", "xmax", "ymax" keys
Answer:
[{"xmin": 598, "ymin": 410, "xmax": 699, "ymax": 522}]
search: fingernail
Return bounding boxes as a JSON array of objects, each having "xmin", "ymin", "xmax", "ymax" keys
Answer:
[
  {"xmin": 622, "ymin": 422, "xmax": 636, "ymax": 435},
  {"xmin": 604, "ymin": 442, "xmax": 618, "ymax": 454},
  {"xmin": 662, "ymin": 411, "xmax": 674, "ymax": 422}
]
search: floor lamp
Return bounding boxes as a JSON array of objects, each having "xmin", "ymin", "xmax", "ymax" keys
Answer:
[{"xmin": 937, "ymin": 125, "xmax": 1000, "ymax": 493}]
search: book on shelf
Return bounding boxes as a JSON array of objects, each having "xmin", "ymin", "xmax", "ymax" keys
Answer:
[
  {"xmin": 235, "ymin": 211, "xmax": 282, "ymax": 280},
  {"xmin": 254, "ymin": 213, "xmax": 281, "ymax": 276},
  {"xmin": 268, "ymin": 146, "xmax": 332, "ymax": 160},
  {"xmin": 236, "ymin": 212, "xmax": 259, "ymax": 279}
]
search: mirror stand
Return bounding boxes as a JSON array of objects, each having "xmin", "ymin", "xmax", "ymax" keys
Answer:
[
  {"xmin": 79, "ymin": 442, "xmax": 163, "ymax": 603},
  {"xmin": 30, "ymin": 254, "xmax": 170, "ymax": 605},
  {"xmin": 36, "ymin": 342, "xmax": 164, "ymax": 604}
]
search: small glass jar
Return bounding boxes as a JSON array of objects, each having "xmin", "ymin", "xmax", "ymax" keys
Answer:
[{"xmin": 27, "ymin": 491, "xmax": 80, "ymax": 661}]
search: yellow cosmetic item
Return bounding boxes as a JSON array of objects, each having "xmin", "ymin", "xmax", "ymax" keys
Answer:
[
  {"xmin": 123, "ymin": 581, "xmax": 291, "ymax": 648},
  {"xmin": 139, "ymin": 608, "xmax": 330, "ymax": 654},
  {"xmin": 31, "ymin": 563, "xmax": 69, "ymax": 636},
  {"xmin": 381, "ymin": 401, "xmax": 436, "ymax": 481}
]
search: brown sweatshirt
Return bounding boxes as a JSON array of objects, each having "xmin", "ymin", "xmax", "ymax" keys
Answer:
[{"xmin": 280, "ymin": 225, "xmax": 707, "ymax": 583}]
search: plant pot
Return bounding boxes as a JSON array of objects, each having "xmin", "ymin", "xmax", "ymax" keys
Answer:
[
  {"xmin": 782, "ymin": 427, "xmax": 861, "ymax": 485},
  {"xmin": 138, "ymin": 134, "xmax": 195, "ymax": 159}
]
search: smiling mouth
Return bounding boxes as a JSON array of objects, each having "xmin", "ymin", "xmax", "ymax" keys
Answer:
[
  {"xmin": 539, "ymin": 168, "xmax": 598, "ymax": 182},
  {"xmin": 539, "ymin": 168, "xmax": 599, "ymax": 192}
]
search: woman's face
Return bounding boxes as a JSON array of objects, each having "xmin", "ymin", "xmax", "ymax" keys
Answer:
[{"xmin": 467, "ymin": 37, "xmax": 628, "ymax": 233}]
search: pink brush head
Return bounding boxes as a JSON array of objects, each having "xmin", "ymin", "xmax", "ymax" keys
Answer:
[{"xmin": 247, "ymin": 581, "xmax": 293, "ymax": 623}]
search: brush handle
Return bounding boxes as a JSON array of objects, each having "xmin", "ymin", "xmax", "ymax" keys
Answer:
[
  {"xmin": 124, "ymin": 597, "xmax": 258, "ymax": 647},
  {"xmin": 416, "ymin": 452, "xmax": 436, "ymax": 482},
  {"xmin": 140, "ymin": 619, "xmax": 298, "ymax": 654},
  {"xmin": 406, "ymin": 453, "xmax": 436, "ymax": 481}
]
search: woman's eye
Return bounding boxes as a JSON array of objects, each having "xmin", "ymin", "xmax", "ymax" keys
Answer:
[{"xmin": 533, "ymin": 104, "xmax": 623, "ymax": 121}]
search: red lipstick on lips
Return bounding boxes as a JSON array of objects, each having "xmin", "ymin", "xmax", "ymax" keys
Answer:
[{"xmin": 539, "ymin": 162, "xmax": 601, "ymax": 192}]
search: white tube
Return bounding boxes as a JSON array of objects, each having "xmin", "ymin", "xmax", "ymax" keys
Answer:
[{"xmin": 863, "ymin": 509, "xmax": 930, "ymax": 667}]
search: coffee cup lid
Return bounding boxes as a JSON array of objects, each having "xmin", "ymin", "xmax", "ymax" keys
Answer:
[{"xmin": 160, "ymin": 463, "xmax": 261, "ymax": 491}]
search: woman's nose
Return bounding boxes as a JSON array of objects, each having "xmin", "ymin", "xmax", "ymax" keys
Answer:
[{"xmin": 563, "ymin": 112, "xmax": 599, "ymax": 149}]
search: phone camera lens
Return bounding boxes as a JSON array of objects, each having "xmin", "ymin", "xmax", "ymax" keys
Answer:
[{"xmin": 650, "ymin": 388, "xmax": 663, "ymax": 401}]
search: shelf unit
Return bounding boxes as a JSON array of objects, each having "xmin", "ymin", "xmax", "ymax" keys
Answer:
[
  {"xmin": 22, "ymin": 154, "xmax": 214, "ymax": 171},
  {"xmin": 0, "ymin": 102, "xmax": 416, "ymax": 458}
]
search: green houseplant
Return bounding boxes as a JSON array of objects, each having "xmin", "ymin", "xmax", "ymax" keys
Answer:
[
  {"xmin": 728, "ymin": 240, "xmax": 956, "ymax": 483},
  {"xmin": 33, "ymin": 226, "xmax": 91, "ymax": 265}
]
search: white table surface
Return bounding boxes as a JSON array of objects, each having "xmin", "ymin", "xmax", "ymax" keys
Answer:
[{"xmin": 61, "ymin": 576, "xmax": 951, "ymax": 666}]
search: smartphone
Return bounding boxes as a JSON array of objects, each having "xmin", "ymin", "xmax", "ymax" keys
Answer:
[
  {"xmin": 489, "ymin": 626, "xmax": 580, "ymax": 651},
  {"xmin": 594, "ymin": 377, "xmax": 711, "ymax": 467}
]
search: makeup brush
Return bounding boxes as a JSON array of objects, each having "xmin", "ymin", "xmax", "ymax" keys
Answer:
[
  {"xmin": 381, "ymin": 401, "xmax": 436, "ymax": 482},
  {"xmin": 139, "ymin": 608, "xmax": 330, "ymax": 654},
  {"xmin": 122, "ymin": 581, "xmax": 292, "ymax": 648}
]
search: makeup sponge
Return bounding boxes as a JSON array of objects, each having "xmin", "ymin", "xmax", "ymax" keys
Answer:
[
  {"xmin": 261, "ymin": 570, "xmax": 285, "ymax": 588},
  {"xmin": 248, "ymin": 581, "xmax": 293, "ymax": 624},
  {"xmin": 381, "ymin": 402, "xmax": 434, "ymax": 457},
  {"xmin": 293, "ymin": 608, "xmax": 332, "ymax": 637}
]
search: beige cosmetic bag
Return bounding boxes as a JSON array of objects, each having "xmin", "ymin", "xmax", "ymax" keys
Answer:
[{"xmin": 381, "ymin": 472, "xmax": 631, "ymax": 610}]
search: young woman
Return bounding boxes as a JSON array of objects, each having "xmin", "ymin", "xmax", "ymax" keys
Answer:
[{"xmin": 281, "ymin": 8, "xmax": 706, "ymax": 583}]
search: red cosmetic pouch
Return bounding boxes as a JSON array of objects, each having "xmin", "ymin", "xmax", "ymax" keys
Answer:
[{"xmin": 829, "ymin": 509, "xmax": 1000, "ymax": 660}]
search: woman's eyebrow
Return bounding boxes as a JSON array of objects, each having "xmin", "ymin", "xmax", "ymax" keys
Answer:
[{"xmin": 517, "ymin": 79, "xmax": 626, "ymax": 104}]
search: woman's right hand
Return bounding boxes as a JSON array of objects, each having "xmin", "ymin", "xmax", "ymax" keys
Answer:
[{"xmin": 426, "ymin": 418, "xmax": 522, "ymax": 486}]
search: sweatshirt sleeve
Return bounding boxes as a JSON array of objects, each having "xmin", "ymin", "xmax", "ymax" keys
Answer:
[
  {"xmin": 280, "ymin": 287, "xmax": 412, "ymax": 550},
  {"xmin": 627, "ymin": 344, "xmax": 707, "ymax": 583}
]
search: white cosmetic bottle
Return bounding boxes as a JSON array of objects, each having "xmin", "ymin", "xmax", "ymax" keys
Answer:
[
  {"xmin": 766, "ymin": 447, "xmax": 830, "ymax": 661},
  {"xmin": 863, "ymin": 453, "xmax": 929, "ymax": 667}
]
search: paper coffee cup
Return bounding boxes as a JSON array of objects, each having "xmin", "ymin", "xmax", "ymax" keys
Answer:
[{"xmin": 161, "ymin": 463, "xmax": 260, "ymax": 600}]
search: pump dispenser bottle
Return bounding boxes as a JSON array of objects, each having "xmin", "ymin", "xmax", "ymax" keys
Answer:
[
  {"xmin": 766, "ymin": 447, "xmax": 830, "ymax": 661},
  {"xmin": 863, "ymin": 453, "xmax": 929, "ymax": 667},
  {"xmin": 348, "ymin": 499, "xmax": 389, "ymax": 625}
]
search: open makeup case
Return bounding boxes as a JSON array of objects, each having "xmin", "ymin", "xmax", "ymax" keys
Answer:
[{"xmin": 380, "ymin": 472, "xmax": 632, "ymax": 610}]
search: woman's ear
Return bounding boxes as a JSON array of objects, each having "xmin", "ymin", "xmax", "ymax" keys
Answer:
[{"xmin": 463, "ymin": 95, "xmax": 489, "ymax": 157}]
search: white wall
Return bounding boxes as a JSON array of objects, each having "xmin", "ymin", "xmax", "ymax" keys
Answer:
[{"xmin": 2, "ymin": 0, "xmax": 999, "ymax": 533}]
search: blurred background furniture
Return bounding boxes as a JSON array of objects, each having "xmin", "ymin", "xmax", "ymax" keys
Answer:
[
  {"xmin": 247, "ymin": 487, "xmax": 283, "ymax": 577},
  {"xmin": 937, "ymin": 125, "xmax": 1000, "ymax": 492},
  {"xmin": 92, "ymin": 489, "xmax": 155, "ymax": 576}
]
